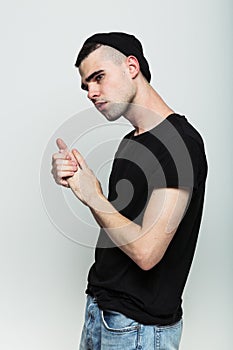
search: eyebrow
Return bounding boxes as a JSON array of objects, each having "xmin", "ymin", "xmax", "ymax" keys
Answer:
[{"xmin": 81, "ymin": 69, "xmax": 104, "ymax": 90}]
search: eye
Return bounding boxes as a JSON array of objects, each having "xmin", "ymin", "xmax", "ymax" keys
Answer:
[{"xmin": 96, "ymin": 74, "xmax": 104, "ymax": 82}]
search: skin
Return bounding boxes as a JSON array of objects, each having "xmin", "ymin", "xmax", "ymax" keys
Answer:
[{"xmin": 51, "ymin": 46, "xmax": 190, "ymax": 271}]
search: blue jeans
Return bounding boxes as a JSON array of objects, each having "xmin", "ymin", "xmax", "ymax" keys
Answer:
[{"xmin": 79, "ymin": 295, "xmax": 183, "ymax": 350}]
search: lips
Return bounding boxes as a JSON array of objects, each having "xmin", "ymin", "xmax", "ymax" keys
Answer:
[{"xmin": 94, "ymin": 101, "xmax": 108, "ymax": 111}]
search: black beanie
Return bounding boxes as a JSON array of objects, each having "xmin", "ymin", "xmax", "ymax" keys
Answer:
[{"xmin": 76, "ymin": 32, "xmax": 151, "ymax": 83}]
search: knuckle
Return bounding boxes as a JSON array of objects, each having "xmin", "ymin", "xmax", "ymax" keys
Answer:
[
  {"xmin": 55, "ymin": 159, "xmax": 61, "ymax": 166},
  {"xmin": 52, "ymin": 153, "xmax": 59, "ymax": 161}
]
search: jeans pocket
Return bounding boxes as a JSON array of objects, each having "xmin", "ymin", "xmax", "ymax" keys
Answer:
[
  {"xmin": 101, "ymin": 309, "xmax": 139, "ymax": 333},
  {"xmin": 156, "ymin": 319, "xmax": 183, "ymax": 349}
]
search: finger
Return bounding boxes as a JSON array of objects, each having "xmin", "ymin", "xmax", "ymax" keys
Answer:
[
  {"xmin": 65, "ymin": 151, "xmax": 79, "ymax": 164},
  {"xmin": 52, "ymin": 152, "xmax": 74, "ymax": 163},
  {"xmin": 53, "ymin": 158, "xmax": 78, "ymax": 167},
  {"xmin": 56, "ymin": 138, "xmax": 68, "ymax": 151},
  {"xmin": 52, "ymin": 152, "xmax": 66, "ymax": 161},
  {"xmin": 59, "ymin": 149, "xmax": 72, "ymax": 160},
  {"xmin": 72, "ymin": 149, "xmax": 87, "ymax": 170},
  {"xmin": 57, "ymin": 164, "xmax": 78, "ymax": 172},
  {"xmin": 60, "ymin": 179, "xmax": 70, "ymax": 187},
  {"xmin": 52, "ymin": 170, "xmax": 71, "ymax": 186},
  {"xmin": 56, "ymin": 169, "xmax": 77, "ymax": 179},
  {"xmin": 55, "ymin": 141, "xmax": 78, "ymax": 164},
  {"xmin": 52, "ymin": 150, "xmax": 77, "ymax": 164},
  {"xmin": 58, "ymin": 146, "xmax": 78, "ymax": 164}
]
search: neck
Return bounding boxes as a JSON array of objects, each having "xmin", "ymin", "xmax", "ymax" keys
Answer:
[{"xmin": 124, "ymin": 81, "xmax": 174, "ymax": 136}]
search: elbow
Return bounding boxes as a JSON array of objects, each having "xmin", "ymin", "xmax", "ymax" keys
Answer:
[
  {"xmin": 138, "ymin": 260, "xmax": 158, "ymax": 271},
  {"xmin": 138, "ymin": 262, "xmax": 154, "ymax": 271},
  {"xmin": 134, "ymin": 250, "xmax": 163, "ymax": 271}
]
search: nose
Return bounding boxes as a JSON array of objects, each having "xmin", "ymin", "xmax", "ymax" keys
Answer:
[{"xmin": 87, "ymin": 83, "xmax": 100, "ymax": 100}]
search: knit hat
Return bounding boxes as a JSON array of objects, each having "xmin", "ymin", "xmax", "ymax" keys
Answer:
[{"xmin": 76, "ymin": 32, "xmax": 151, "ymax": 82}]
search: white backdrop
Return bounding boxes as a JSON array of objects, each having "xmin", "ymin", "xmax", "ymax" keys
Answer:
[{"xmin": 0, "ymin": 0, "xmax": 232, "ymax": 349}]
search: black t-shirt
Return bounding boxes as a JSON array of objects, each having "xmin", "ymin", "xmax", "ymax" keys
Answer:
[{"xmin": 86, "ymin": 113, "xmax": 208, "ymax": 325}]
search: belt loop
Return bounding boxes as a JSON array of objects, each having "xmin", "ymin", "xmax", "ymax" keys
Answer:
[{"xmin": 137, "ymin": 324, "xmax": 143, "ymax": 349}]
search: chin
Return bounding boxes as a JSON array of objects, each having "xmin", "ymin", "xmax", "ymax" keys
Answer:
[
  {"xmin": 100, "ymin": 106, "xmax": 122, "ymax": 121},
  {"xmin": 102, "ymin": 102, "xmax": 129, "ymax": 121},
  {"xmin": 102, "ymin": 112, "xmax": 121, "ymax": 122}
]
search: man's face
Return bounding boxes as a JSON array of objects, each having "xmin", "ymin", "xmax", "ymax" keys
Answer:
[{"xmin": 79, "ymin": 47, "xmax": 136, "ymax": 121}]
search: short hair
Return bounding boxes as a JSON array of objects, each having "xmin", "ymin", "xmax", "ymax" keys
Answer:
[
  {"xmin": 75, "ymin": 42, "xmax": 101, "ymax": 67},
  {"xmin": 75, "ymin": 42, "xmax": 126, "ymax": 68},
  {"xmin": 75, "ymin": 32, "xmax": 151, "ymax": 82}
]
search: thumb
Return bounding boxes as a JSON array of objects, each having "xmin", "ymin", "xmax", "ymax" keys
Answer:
[
  {"xmin": 72, "ymin": 149, "xmax": 87, "ymax": 170},
  {"xmin": 56, "ymin": 138, "xmax": 68, "ymax": 151}
]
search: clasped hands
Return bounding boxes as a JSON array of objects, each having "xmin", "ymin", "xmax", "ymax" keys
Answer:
[{"xmin": 51, "ymin": 138, "xmax": 104, "ymax": 207}]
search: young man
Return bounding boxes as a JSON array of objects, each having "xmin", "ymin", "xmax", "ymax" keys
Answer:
[{"xmin": 51, "ymin": 32, "xmax": 208, "ymax": 349}]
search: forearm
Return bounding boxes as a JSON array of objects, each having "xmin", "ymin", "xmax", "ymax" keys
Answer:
[
  {"xmin": 88, "ymin": 193, "xmax": 143, "ymax": 261},
  {"xmin": 62, "ymin": 149, "xmax": 168, "ymax": 269}
]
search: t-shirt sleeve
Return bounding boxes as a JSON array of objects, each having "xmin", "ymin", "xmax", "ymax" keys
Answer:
[{"xmin": 148, "ymin": 136, "xmax": 201, "ymax": 191}]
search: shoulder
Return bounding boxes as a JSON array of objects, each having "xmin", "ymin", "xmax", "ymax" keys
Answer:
[{"xmin": 167, "ymin": 113, "xmax": 206, "ymax": 147}]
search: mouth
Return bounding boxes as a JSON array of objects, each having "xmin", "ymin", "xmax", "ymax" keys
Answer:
[{"xmin": 94, "ymin": 101, "xmax": 108, "ymax": 111}]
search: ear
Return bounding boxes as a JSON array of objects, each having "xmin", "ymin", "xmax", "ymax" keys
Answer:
[{"xmin": 126, "ymin": 55, "xmax": 140, "ymax": 79}]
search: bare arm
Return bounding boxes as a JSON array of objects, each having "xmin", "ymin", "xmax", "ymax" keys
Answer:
[
  {"xmin": 87, "ymin": 187, "xmax": 189, "ymax": 271},
  {"xmin": 51, "ymin": 139, "xmax": 190, "ymax": 271}
]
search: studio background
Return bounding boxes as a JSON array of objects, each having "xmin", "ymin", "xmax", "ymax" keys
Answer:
[{"xmin": 0, "ymin": 0, "xmax": 232, "ymax": 349}]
